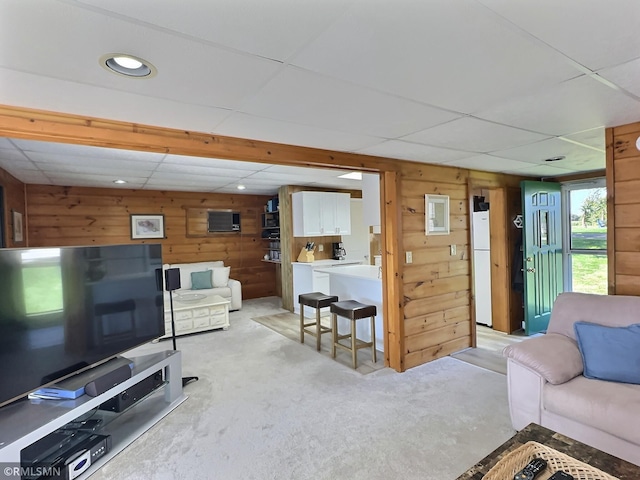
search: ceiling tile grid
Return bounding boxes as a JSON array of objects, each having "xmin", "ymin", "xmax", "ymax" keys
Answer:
[{"xmin": 0, "ymin": 1, "xmax": 638, "ymax": 191}]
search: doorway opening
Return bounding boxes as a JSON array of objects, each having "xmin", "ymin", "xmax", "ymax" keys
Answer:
[{"xmin": 562, "ymin": 180, "xmax": 607, "ymax": 295}]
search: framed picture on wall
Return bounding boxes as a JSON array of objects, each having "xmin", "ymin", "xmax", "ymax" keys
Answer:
[
  {"xmin": 12, "ymin": 210, "xmax": 23, "ymax": 243},
  {"xmin": 425, "ymin": 194, "xmax": 450, "ymax": 235},
  {"xmin": 130, "ymin": 214, "xmax": 165, "ymax": 239}
]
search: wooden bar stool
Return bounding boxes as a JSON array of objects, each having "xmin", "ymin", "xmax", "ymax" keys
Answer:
[
  {"xmin": 330, "ymin": 300, "xmax": 377, "ymax": 369},
  {"xmin": 299, "ymin": 292, "xmax": 338, "ymax": 351}
]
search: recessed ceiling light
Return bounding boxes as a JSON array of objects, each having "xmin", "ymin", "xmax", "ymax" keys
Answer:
[
  {"xmin": 100, "ymin": 53, "xmax": 157, "ymax": 78},
  {"xmin": 237, "ymin": 185, "xmax": 246, "ymax": 190},
  {"xmin": 113, "ymin": 179, "xmax": 127, "ymax": 184},
  {"xmin": 338, "ymin": 172, "xmax": 362, "ymax": 180},
  {"xmin": 544, "ymin": 156, "xmax": 566, "ymax": 162}
]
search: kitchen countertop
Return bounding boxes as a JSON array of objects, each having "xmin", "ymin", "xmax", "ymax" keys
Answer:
[{"xmin": 292, "ymin": 259, "xmax": 362, "ymax": 267}]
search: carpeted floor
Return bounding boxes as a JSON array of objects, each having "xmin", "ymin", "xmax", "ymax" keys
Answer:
[
  {"xmin": 91, "ymin": 297, "xmax": 515, "ymax": 480},
  {"xmin": 252, "ymin": 311, "xmax": 385, "ymax": 374}
]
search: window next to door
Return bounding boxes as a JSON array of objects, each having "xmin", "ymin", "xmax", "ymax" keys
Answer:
[{"xmin": 562, "ymin": 180, "xmax": 607, "ymax": 295}]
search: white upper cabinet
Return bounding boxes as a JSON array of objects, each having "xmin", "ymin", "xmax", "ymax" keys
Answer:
[{"xmin": 292, "ymin": 191, "xmax": 351, "ymax": 237}]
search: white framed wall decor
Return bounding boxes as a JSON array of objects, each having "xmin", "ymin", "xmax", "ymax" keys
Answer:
[{"xmin": 425, "ymin": 194, "xmax": 450, "ymax": 235}]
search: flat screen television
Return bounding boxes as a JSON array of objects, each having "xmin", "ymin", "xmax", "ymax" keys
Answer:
[{"xmin": 0, "ymin": 244, "xmax": 165, "ymax": 408}]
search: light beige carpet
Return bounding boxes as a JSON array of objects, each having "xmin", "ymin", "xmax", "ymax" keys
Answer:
[
  {"xmin": 252, "ymin": 312, "xmax": 385, "ymax": 375},
  {"xmin": 91, "ymin": 297, "xmax": 515, "ymax": 480}
]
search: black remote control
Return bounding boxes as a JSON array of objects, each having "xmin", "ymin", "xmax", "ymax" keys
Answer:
[
  {"xmin": 549, "ymin": 472, "xmax": 574, "ymax": 480},
  {"xmin": 513, "ymin": 457, "xmax": 547, "ymax": 480}
]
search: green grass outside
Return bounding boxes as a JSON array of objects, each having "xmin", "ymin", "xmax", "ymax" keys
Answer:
[
  {"xmin": 22, "ymin": 265, "xmax": 64, "ymax": 314},
  {"xmin": 572, "ymin": 254, "xmax": 607, "ymax": 295},
  {"xmin": 570, "ymin": 225, "xmax": 607, "ymax": 250}
]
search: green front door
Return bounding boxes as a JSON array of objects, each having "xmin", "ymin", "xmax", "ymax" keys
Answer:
[{"xmin": 522, "ymin": 181, "xmax": 563, "ymax": 335}]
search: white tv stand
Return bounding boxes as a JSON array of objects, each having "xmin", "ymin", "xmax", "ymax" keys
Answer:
[{"xmin": 0, "ymin": 350, "xmax": 186, "ymax": 478}]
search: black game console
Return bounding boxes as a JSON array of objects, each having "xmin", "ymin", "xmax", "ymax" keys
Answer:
[{"xmin": 98, "ymin": 370, "xmax": 164, "ymax": 413}]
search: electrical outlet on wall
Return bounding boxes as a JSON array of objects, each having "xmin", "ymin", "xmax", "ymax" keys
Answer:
[
  {"xmin": 450, "ymin": 244, "xmax": 456, "ymax": 256},
  {"xmin": 406, "ymin": 251, "xmax": 413, "ymax": 264},
  {"xmin": 318, "ymin": 244, "xmax": 324, "ymax": 252}
]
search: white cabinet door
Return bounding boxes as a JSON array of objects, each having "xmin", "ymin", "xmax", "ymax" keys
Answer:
[
  {"xmin": 293, "ymin": 191, "xmax": 323, "ymax": 236},
  {"xmin": 334, "ymin": 192, "xmax": 351, "ymax": 235},
  {"xmin": 293, "ymin": 191, "xmax": 351, "ymax": 237}
]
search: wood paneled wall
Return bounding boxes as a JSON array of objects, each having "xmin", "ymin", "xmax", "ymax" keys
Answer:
[
  {"xmin": 399, "ymin": 164, "xmax": 472, "ymax": 369},
  {"xmin": 0, "ymin": 104, "xmax": 528, "ymax": 372},
  {"xmin": 399, "ymin": 164, "xmax": 525, "ymax": 369},
  {"xmin": 0, "ymin": 167, "xmax": 26, "ymax": 248},
  {"xmin": 25, "ymin": 185, "xmax": 276, "ymax": 299},
  {"xmin": 607, "ymin": 121, "xmax": 640, "ymax": 295}
]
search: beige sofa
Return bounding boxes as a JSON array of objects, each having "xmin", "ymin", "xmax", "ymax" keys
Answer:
[
  {"xmin": 162, "ymin": 261, "xmax": 242, "ymax": 311},
  {"xmin": 503, "ymin": 292, "xmax": 640, "ymax": 466}
]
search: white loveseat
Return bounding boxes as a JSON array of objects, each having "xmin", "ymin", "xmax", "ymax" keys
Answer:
[{"xmin": 162, "ymin": 261, "xmax": 242, "ymax": 311}]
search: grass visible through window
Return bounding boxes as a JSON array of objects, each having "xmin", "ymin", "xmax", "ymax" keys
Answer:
[{"xmin": 569, "ymin": 224, "xmax": 607, "ymax": 295}]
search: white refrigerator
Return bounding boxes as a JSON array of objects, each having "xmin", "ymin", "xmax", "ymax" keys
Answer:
[{"xmin": 472, "ymin": 211, "xmax": 493, "ymax": 327}]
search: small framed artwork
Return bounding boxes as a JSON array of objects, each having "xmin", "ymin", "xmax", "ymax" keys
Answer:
[
  {"xmin": 425, "ymin": 194, "xmax": 450, "ymax": 235},
  {"xmin": 130, "ymin": 214, "xmax": 165, "ymax": 239},
  {"xmin": 12, "ymin": 210, "xmax": 23, "ymax": 243}
]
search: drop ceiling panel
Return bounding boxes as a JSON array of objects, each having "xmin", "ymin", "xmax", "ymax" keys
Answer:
[
  {"xmin": 401, "ymin": 117, "xmax": 551, "ymax": 153},
  {"xmin": 162, "ymin": 155, "xmax": 267, "ymax": 171},
  {"xmin": 475, "ymin": 75, "xmax": 640, "ymax": 136},
  {"xmin": 44, "ymin": 172, "xmax": 148, "ymax": 183},
  {"xmin": 215, "ymin": 185, "xmax": 278, "ymax": 195},
  {"xmin": 12, "ymin": 139, "xmax": 166, "ymax": 163},
  {"xmin": 9, "ymin": 171, "xmax": 52, "ymax": 183},
  {"xmin": 500, "ymin": 163, "xmax": 574, "ymax": 177},
  {"xmin": 263, "ymin": 165, "xmax": 348, "ymax": 177},
  {"xmin": 215, "ymin": 112, "xmax": 384, "ymax": 152},
  {"xmin": 291, "ymin": 0, "xmax": 579, "ymax": 113},
  {"xmin": 477, "ymin": 0, "xmax": 640, "ymax": 71},
  {"xmin": 561, "ymin": 127, "xmax": 605, "ymax": 151},
  {"xmin": 154, "ymin": 163, "xmax": 254, "ymax": 179},
  {"xmin": 598, "ymin": 59, "xmax": 640, "ymax": 98},
  {"xmin": 443, "ymin": 154, "xmax": 534, "ymax": 172},
  {"xmin": 245, "ymin": 171, "xmax": 334, "ymax": 184},
  {"xmin": 0, "ymin": 68, "xmax": 230, "ymax": 133},
  {"xmin": 147, "ymin": 171, "xmax": 234, "ymax": 185},
  {"xmin": 28, "ymin": 155, "xmax": 159, "ymax": 175},
  {"xmin": 75, "ymin": 0, "xmax": 355, "ymax": 62},
  {"xmin": 0, "ymin": 150, "xmax": 36, "ymax": 167},
  {"xmin": 358, "ymin": 140, "xmax": 475, "ymax": 164},
  {"xmin": 142, "ymin": 183, "xmax": 222, "ymax": 193},
  {"xmin": 491, "ymin": 138, "xmax": 604, "ymax": 167},
  {"xmin": 1, "ymin": 2, "xmax": 282, "ymax": 110},
  {"xmin": 242, "ymin": 67, "xmax": 461, "ymax": 138}
]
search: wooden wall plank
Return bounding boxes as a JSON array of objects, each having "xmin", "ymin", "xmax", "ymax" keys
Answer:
[
  {"xmin": 404, "ymin": 337, "xmax": 471, "ymax": 370},
  {"xmin": 614, "ymin": 227, "xmax": 640, "ymax": 252},
  {"xmin": 0, "ymin": 166, "xmax": 26, "ymax": 247},
  {"xmin": 405, "ymin": 320, "xmax": 470, "ymax": 354},
  {"xmin": 25, "ymin": 184, "xmax": 276, "ymax": 300}
]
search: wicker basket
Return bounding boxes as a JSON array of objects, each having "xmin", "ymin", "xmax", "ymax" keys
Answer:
[{"xmin": 483, "ymin": 441, "xmax": 619, "ymax": 480}]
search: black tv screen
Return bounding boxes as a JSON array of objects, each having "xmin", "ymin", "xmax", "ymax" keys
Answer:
[{"xmin": 0, "ymin": 244, "xmax": 165, "ymax": 408}]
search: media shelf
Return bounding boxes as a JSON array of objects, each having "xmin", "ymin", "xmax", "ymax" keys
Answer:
[{"xmin": 0, "ymin": 350, "xmax": 186, "ymax": 478}]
